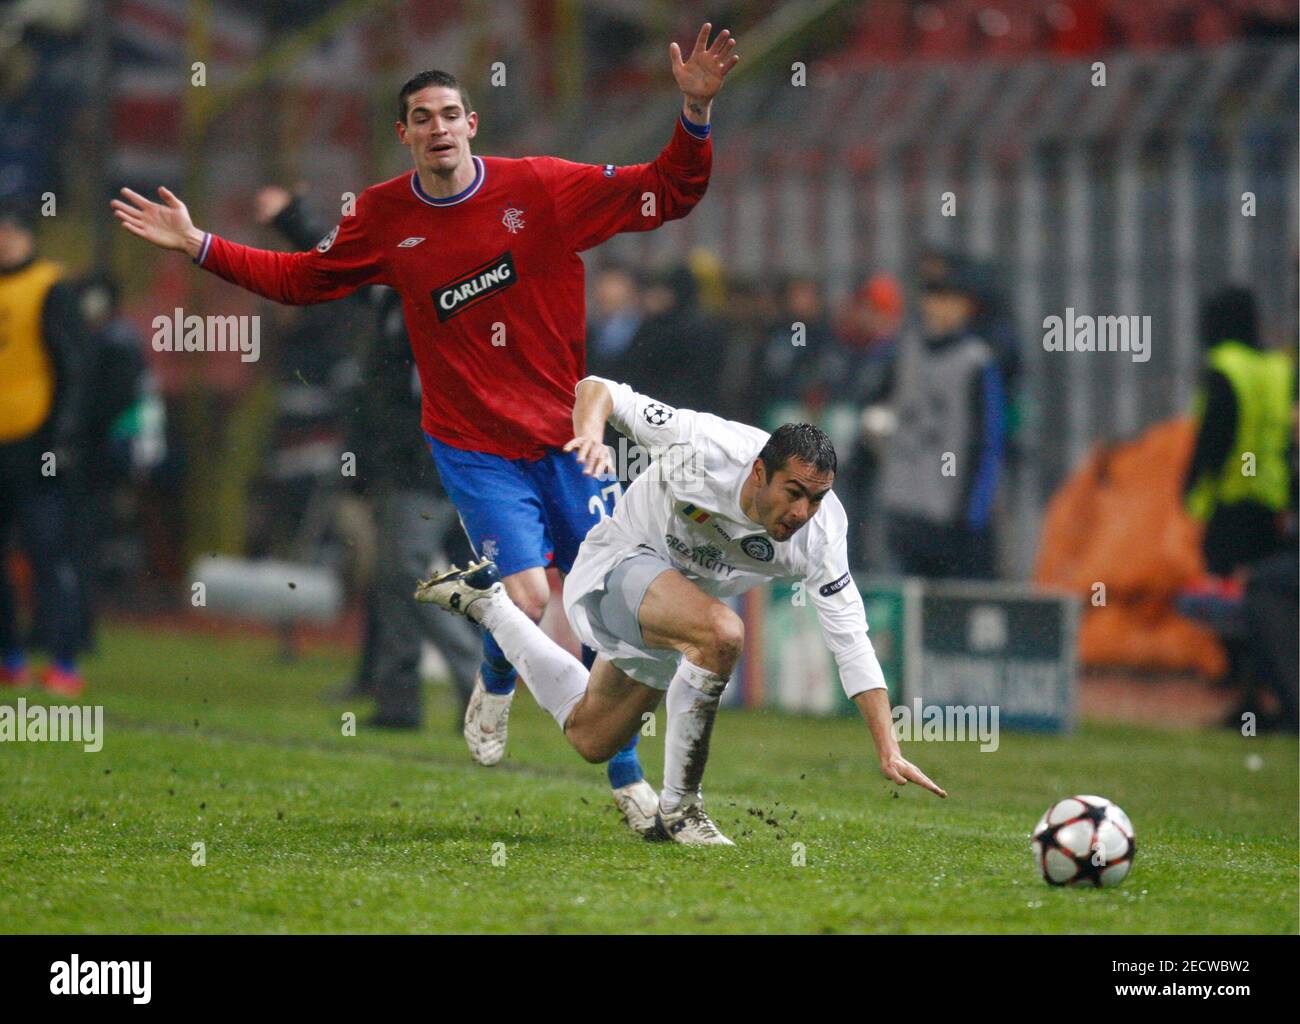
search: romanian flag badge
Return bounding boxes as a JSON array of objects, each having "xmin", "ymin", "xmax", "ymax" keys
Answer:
[{"xmin": 681, "ymin": 503, "xmax": 711, "ymax": 524}]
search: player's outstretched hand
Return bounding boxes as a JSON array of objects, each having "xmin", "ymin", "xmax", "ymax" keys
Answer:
[
  {"xmin": 670, "ymin": 23, "xmax": 739, "ymax": 102},
  {"xmin": 111, "ymin": 186, "xmax": 199, "ymax": 253},
  {"xmin": 563, "ymin": 436, "xmax": 614, "ymax": 479},
  {"xmin": 881, "ymin": 752, "xmax": 948, "ymax": 798}
]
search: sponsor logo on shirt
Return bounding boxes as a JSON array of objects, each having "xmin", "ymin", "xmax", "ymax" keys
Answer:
[
  {"xmin": 398, "ymin": 236, "xmax": 426, "ymax": 248},
  {"xmin": 666, "ymin": 533, "xmax": 737, "ymax": 576},
  {"xmin": 819, "ymin": 572, "xmax": 853, "ymax": 597},
  {"xmin": 316, "ymin": 226, "xmax": 339, "ymax": 253},
  {"xmin": 432, "ymin": 251, "xmax": 516, "ymax": 322},
  {"xmin": 741, "ymin": 536, "xmax": 775, "ymax": 562}
]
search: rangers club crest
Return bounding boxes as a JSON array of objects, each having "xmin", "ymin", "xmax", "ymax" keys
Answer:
[
  {"xmin": 502, "ymin": 207, "xmax": 526, "ymax": 233},
  {"xmin": 741, "ymin": 536, "xmax": 775, "ymax": 562}
]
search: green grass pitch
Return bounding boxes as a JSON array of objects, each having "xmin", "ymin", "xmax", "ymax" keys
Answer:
[{"xmin": 1, "ymin": 624, "xmax": 1295, "ymax": 934}]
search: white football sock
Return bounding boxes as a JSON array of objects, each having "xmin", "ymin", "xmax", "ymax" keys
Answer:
[
  {"xmin": 659, "ymin": 659, "xmax": 728, "ymax": 814},
  {"xmin": 473, "ymin": 590, "xmax": 588, "ymax": 730}
]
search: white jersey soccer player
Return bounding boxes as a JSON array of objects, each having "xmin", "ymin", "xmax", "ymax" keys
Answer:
[
  {"xmin": 563, "ymin": 377, "xmax": 882, "ymax": 694},
  {"xmin": 417, "ymin": 376, "xmax": 945, "ymax": 845}
]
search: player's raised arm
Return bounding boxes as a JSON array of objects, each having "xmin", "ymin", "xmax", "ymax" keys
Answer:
[
  {"xmin": 670, "ymin": 21, "xmax": 739, "ymax": 129},
  {"xmin": 111, "ymin": 186, "xmax": 205, "ymax": 258},
  {"xmin": 111, "ymin": 185, "xmax": 388, "ymax": 306},
  {"xmin": 529, "ymin": 23, "xmax": 737, "ymax": 254}
]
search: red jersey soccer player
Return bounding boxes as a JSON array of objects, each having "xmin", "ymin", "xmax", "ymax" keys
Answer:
[{"xmin": 113, "ymin": 23, "xmax": 739, "ymax": 836}]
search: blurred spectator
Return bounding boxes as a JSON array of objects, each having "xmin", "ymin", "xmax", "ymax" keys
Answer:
[
  {"xmin": 877, "ymin": 258, "xmax": 1007, "ymax": 578},
  {"xmin": 687, "ymin": 246, "xmax": 729, "ymax": 317},
  {"xmin": 756, "ymin": 275, "xmax": 836, "ymax": 421},
  {"xmin": 831, "ymin": 272, "xmax": 906, "ymax": 409},
  {"xmin": 919, "ymin": 247, "xmax": 1022, "ymax": 391},
  {"xmin": 1181, "ymin": 285, "xmax": 1298, "ymax": 731},
  {"xmin": 832, "ymin": 273, "xmax": 906, "ymax": 568},
  {"xmin": 70, "ymin": 273, "xmax": 166, "ymax": 647},
  {"xmin": 0, "ymin": 195, "xmax": 88, "ymax": 694},
  {"xmin": 1183, "ymin": 286, "xmax": 1296, "ymax": 575},
  {"xmin": 587, "ymin": 264, "xmax": 644, "ymax": 372},
  {"xmin": 587, "ymin": 262, "xmax": 723, "ymax": 415},
  {"xmin": 259, "ymin": 186, "xmax": 480, "ymax": 729},
  {"xmin": 713, "ymin": 274, "xmax": 771, "ymax": 426}
]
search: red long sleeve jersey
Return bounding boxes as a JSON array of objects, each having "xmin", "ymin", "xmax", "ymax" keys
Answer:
[{"xmin": 197, "ymin": 117, "xmax": 712, "ymax": 459}]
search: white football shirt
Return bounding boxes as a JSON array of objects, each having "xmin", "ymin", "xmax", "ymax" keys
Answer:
[{"xmin": 562, "ymin": 376, "xmax": 887, "ymax": 698}]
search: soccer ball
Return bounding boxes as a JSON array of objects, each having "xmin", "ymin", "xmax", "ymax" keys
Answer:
[{"xmin": 1031, "ymin": 795, "xmax": 1135, "ymax": 887}]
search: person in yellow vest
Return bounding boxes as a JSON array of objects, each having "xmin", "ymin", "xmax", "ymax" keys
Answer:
[
  {"xmin": 1183, "ymin": 286, "xmax": 1296, "ymax": 575},
  {"xmin": 1183, "ymin": 285, "xmax": 1298, "ymax": 732},
  {"xmin": 0, "ymin": 196, "xmax": 89, "ymax": 696}
]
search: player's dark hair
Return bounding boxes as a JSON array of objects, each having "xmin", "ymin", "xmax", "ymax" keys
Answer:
[
  {"xmin": 398, "ymin": 70, "xmax": 472, "ymax": 123},
  {"xmin": 759, "ymin": 423, "xmax": 836, "ymax": 479}
]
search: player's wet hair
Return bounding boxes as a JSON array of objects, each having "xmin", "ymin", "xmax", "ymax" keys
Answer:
[
  {"xmin": 759, "ymin": 423, "xmax": 836, "ymax": 479},
  {"xmin": 398, "ymin": 70, "xmax": 472, "ymax": 123}
]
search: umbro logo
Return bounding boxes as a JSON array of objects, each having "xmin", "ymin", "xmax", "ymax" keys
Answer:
[{"xmin": 398, "ymin": 236, "xmax": 426, "ymax": 248}]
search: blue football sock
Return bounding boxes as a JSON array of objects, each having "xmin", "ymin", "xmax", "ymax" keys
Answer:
[
  {"xmin": 480, "ymin": 631, "xmax": 517, "ymax": 695},
  {"xmin": 606, "ymin": 733, "xmax": 644, "ymax": 789},
  {"xmin": 53, "ymin": 657, "xmax": 77, "ymax": 675},
  {"xmin": 3, "ymin": 650, "xmax": 25, "ymax": 672}
]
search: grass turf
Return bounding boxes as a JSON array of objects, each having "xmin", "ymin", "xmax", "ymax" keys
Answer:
[{"xmin": 0, "ymin": 623, "xmax": 1295, "ymax": 934}]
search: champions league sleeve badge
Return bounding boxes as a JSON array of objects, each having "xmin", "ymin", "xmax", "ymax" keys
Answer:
[
  {"xmin": 315, "ymin": 225, "xmax": 340, "ymax": 253},
  {"xmin": 642, "ymin": 401, "xmax": 675, "ymax": 426}
]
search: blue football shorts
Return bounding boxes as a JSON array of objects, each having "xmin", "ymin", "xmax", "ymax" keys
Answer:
[{"xmin": 425, "ymin": 433, "xmax": 620, "ymax": 577}]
